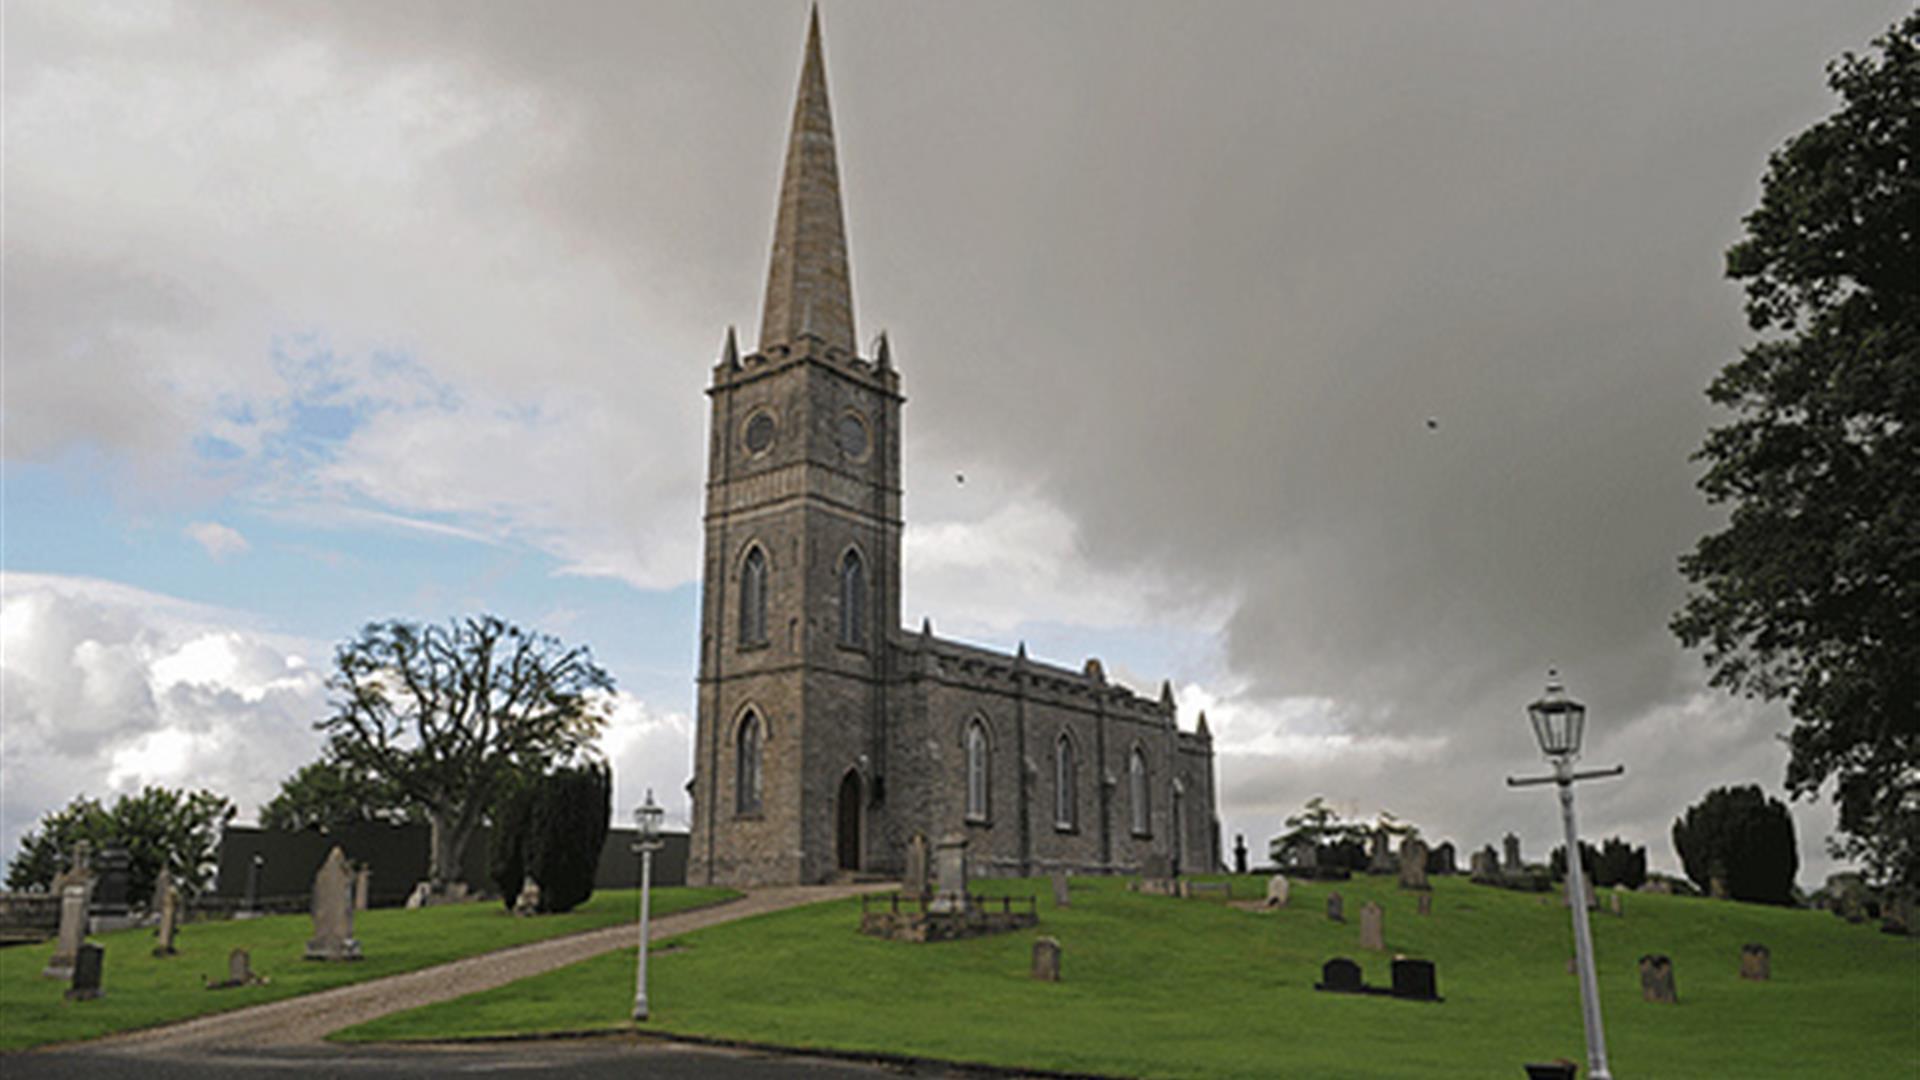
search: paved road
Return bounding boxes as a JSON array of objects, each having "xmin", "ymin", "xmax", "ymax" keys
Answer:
[
  {"xmin": 74, "ymin": 884, "xmax": 892, "ymax": 1053},
  {"xmin": 2, "ymin": 1037, "xmax": 938, "ymax": 1079}
]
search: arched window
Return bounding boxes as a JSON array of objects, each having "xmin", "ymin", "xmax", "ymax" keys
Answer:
[
  {"xmin": 736, "ymin": 711, "xmax": 763, "ymax": 815},
  {"xmin": 965, "ymin": 720, "xmax": 989, "ymax": 821},
  {"xmin": 739, "ymin": 546, "xmax": 768, "ymax": 647},
  {"xmin": 1129, "ymin": 748, "xmax": 1150, "ymax": 835},
  {"xmin": 839, "ymin": 549, "xmax": 866, "ymax": 647},
  {"xmin": 1054, "ymin": 734, "xmax": 1076, "ymax": 830}
]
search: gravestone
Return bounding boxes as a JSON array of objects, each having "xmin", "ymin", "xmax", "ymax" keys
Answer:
[
  {"xmin": 42, "ymin": 884, "xmax": 90, "ymax": 979},
  {"xmin": 1502, "ymin": 833, "xmax": 1522, "ymax": 871},
  {"xmin": 1398, "ymin": 837, "xmax": 1429, "ymax": 890},
  {"xmin": 243, "ymin": 853, "xmax": 264, "ymax": 914},
  {"xmin": 1265, "ymin": 874, "xmax": 1291, "ymax": 909},
  {"xmin": 1233, "ymin": 834, "xmax": 1249, "ymax": 876},
  {"xmin": 1609, "ymin": 889, "xmax": 1624, "ymax": 916},
  {"xmin": 65, "ymin": 943, "xmax": 104, "ymax": 1001},
  {"xmin": 1417, "ymin": 892, "xmax": 1433, "ymax": 917},
  {"xmin": 304, "ymin": 846, "xmax": 363, "ymax": 961},
  {"xmin": 1317, "ymin": 957, "xmax": 1363, "ymax": 993},
  {"xmin": 1428, "ymin": 841, "xmax": 1457, "ymax": 876},
  {"xmin": 1390, "ymin": 957, "xmax": 1438, "ymax": 1001},
  {"xmin": 1639, "ymin": 954, "xmax": 1677, "ymax": 1003},
  {"xmin": 1051, "ymin": 870, "xmax": 1071, "ymax": 909},
  {"xmin": 513, "ymin": 877, "xmax": 542, "ymax": 917},
  {"xmin": 903, "ymin": 833, "xmax": 930, "ymax": 901},
  {"xmin": 209, "ymin": 946, "xmax": 265, "ymax": 989},
  {"xmin": 353, "ymin": 866, "xmax": 372, "ymax": 912},
  {"xmin": 928, "ymin": 832, "xmax": 970, "ymax": 914},
  {"xmin": 152, "ymin": 869, "xmax": 179, "ymax": 957},
  {"xmin": 1141, "ymin": 852, "xmax": 1174, "ymax": 880},
  {"xmin": 50, "ymin": 839, "xmax": 95, "ymax": 895},
  {"xmin": 1031, "ymin": 936, "xmax": 1062, "ymax": 982},
  {"xmin": 1326, "ymin": 891, "xmax": 1344, "ymax": 922},
  {"xmin": 1739, "ymin": 944, "xmax": 1770, "ymax": 981},
  {"xmin": 1359, "ymin": 901, "xmax": 1384, "ymax": 950},
  {"xmin": 1367, "ymin": 830, "xmax": 1396, "ymax": 875},
  {"xmin": 1564, "ymin": 876, "xmax": 1597, "ymax": 910},
  {"xmin": 1469, "ymin": 848, "xmax": 1500, "ymax": 883},
  {"xmin": 91, "ymin": 845, "xmax": 132, "ymax": 917}
]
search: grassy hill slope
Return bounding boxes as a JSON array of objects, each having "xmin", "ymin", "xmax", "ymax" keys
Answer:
[{"xmin": 342, "ymin": 873, "xmax": 1917, "ymax": 1078}]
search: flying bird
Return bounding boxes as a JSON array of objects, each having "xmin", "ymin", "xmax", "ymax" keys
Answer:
[
  {"xmin": 955, "ymin": 473, "xmax": 966, "ymax": 485},
  {"xmin": 1426, "ymin": 417, "xmax": 1440, "ymax": 431}
]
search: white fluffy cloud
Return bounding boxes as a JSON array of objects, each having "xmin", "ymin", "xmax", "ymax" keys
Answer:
[{"xmin": 0, "ymin": 573, "xmax": 329, "ymax": 865}]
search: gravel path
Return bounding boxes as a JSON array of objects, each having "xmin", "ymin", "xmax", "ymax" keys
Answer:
[{"xmin": 84, "ymin": 883, "xmax": 890, "ymax": 1053}]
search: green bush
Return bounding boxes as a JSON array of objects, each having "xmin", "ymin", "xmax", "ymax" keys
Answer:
[{"xmin": 1672, "ymin": 784, "xmax": 1798, "ymax": 904}]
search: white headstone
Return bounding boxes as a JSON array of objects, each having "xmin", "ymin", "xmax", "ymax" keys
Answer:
[
  {"xmin": 1265, "ymin": 874, "xmax": 1291, "ymax": 909},
  {"xmin": 928, "ymin": 832, "xmax": 970, "ymax": 914},
  {"xmin": 304, "ymin": 846, "xmax": 363, "ymax": 961}
]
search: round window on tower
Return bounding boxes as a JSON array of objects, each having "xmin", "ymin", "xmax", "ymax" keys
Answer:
[
  {"xmin": 837, "ymin": 412, "xmax": 870, "ymax": 461},
  {"xmin": 744, "ymin": 411, "xmax": 776, "ymax": 456}
]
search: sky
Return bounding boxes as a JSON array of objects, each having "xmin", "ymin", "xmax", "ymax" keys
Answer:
[{"xmin": 3, "ymin": 0, "xmax": 1905, "ymax": 888}]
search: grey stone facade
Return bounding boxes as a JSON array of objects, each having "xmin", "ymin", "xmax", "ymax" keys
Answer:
[{"xmin": 687, "ymin": 11, "xmax": 1219, "ymax": 887}]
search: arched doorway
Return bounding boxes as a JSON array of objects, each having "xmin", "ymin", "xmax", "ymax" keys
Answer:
[{"xmin": 836, "ymin": 770, "xmax": 862, "ymax": 872}]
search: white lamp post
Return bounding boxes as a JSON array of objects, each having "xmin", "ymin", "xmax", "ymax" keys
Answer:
[
  {"xmin": 631, "ymin": 789, "xmax": 665, "ymax": 1022},
  {"xmin": 1508, "ymin": 671, "xmax": 1625, "ymax": 1080}
]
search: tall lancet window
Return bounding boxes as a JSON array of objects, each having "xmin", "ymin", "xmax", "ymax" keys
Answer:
[
  {"xmin": 1054, "ymin": 735, "xmax": 1076, "ymax": 830},
  {"xmin": 736, "ymin": 711, "xmax": 764, "ymax": 816},
  {"xmin": 740, "ymin": 546, "xmax": 768, "ymax": 648},
  {"xmin": 965, "ymin": 720, "xmax": 990, "ymax": 822},
  {"xmin": 839, "ymin": 549, "xmax": 866, "ymax": 647},
  {"xmin": 1129, "ymin": 748, "xmax": 1150, "ymax": 836}
]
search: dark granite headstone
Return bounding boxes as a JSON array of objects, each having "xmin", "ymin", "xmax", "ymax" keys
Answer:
[
  {"xmin": 66, "ymin": 943, "xmax": 104, "ymax": 1001},
  {"xmin": 1317, "ymin": 957, "xmax": 1363, "ymax": 993},
  {"xmin": 1390, "ymin": 957, "xmax": 1438, "ymax": 1001},
  {"xmin": 1428, "ymin": 841, "xmax": 1457, "ymax": 876},
  {"xmin": 91, "ymin": 846, "xmax": 131, "ymax": 917},
  {"xmin": 1639, "ymin": 954, "xmax": 1677, "ymax": 1003}
]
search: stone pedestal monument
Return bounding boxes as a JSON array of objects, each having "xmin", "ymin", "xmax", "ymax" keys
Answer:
[{"xmin": 928, "ymin": 833, "xmax": 970, "ymax": 914}]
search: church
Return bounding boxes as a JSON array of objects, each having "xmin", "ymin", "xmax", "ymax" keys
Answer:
[{"xmin": 687, "ymin": 11, "xmax": 1220, "ymax": 887}]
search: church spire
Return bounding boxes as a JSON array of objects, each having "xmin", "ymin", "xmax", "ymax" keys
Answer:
[{"xmin": 759, "ymin": 6, "xmax": 856, "ymax": 356}]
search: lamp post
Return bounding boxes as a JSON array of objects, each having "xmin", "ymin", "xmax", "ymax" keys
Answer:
[
  {"xmin": 631, "ymin": 789, "xmax": 665, "ymax": 1022},
  {"xmin": 1507, "ymin": 671, "xmax": 1625, "ymax": 1080}
]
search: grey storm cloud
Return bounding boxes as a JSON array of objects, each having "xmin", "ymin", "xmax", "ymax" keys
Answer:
[{"xmin": 6, "ymin": 0, "xmax": 1900, "ymax": 880}]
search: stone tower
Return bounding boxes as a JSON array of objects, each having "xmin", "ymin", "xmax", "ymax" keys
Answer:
[{"xmin": 689, "ymin": 10, "xmax": 902, "ymax": 885}]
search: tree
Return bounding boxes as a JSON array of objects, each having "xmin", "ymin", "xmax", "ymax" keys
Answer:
[
  {"xmin": 1671, "ymin": 14, "xmax": 1918, "ymax": 891},
  {"xmin": 1268, "ymin": 796, "xmax": 1369, "ymax": 864},
  {"xmin": 487, "ymin": 761, "xmax": 612, "ymax": 913},
  {"xmin": 526, "ymin": 760, "xmax": 612, "ymax": 913},
  {"xmin": 5, "ymin": 787, "xmax": 235, "ymax": 900},
  {"xmin": 1551, "ymin": 837, "xmax": 1647, "ymax": 889},
  {"xmin": 1671, "ymin": 785, "xmax": 1799, "ymax": 905},
  {"xmin": 319, "ymin": 616, "xmax": 613, "ymax": 890},
  {"xmin": 260, "ymin": 759, "xmax": 419, "ymax": 832}
]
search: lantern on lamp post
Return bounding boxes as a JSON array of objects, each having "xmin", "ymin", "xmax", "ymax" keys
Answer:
[
  {"xmin": 1508, "ymin": 670, "xmax": 1625, "ymax": 1080},
  {"xmin": 631, "ymin": 789, "xmax": 665, "ymax": 1022}
]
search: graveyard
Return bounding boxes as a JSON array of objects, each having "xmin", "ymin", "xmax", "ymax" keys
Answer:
[
  {"xmin": 0, "ymin": 885, "xmax": 736, "ymax": 1052},
  {"xmin": 340, "ymin": 873, "xmax": 1916, "ymax": 1079}
]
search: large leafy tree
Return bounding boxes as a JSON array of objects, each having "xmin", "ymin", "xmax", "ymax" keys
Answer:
[
  {"xmin": 260, "ymin": 759, "xmax": 420, "ymax": 832},
  {"xmin": 1672, "ymin": 13, "xmax": 1919, "ymax": 890},
  {"xmin": 1671, "ymin": 785, "xmax": 1800, "ymax": 906},
  {"xmin": 319, "ymin": 616, "xmax": 613, "ymax": 889},
  {"xmin": 6, "ymin": 787, "xmax": 235, "ymax": 900}
]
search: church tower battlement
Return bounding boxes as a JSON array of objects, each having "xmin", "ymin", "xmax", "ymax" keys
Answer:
[{"xmin": 688, "ymin": 11, "xmax": 1218, "ymax": 887}]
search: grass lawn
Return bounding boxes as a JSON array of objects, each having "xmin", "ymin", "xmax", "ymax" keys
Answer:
[
  {"xmin": 0, "ymin": 885, "xmax": 737, "ymax": 1052},
  {"xmin": 340, "ymin": 874, "xmax": 1917, "ymax": 1078}
]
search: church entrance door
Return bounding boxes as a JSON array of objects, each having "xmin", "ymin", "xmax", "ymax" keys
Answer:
[{"xmin": 836, "ymin": 770, "xmax": 862, "ymax": 872}]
